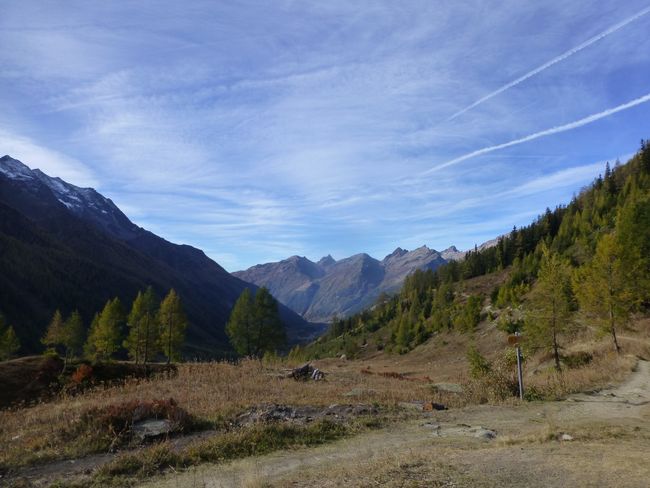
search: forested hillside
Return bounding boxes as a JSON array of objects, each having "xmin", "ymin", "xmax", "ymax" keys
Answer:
[{"xmin": 293, "ymin": 141, "xmax": 650, "ymax": 360}]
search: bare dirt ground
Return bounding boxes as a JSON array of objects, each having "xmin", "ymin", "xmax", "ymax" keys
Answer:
[{"xmin": 139, "ymin": 360, "xmax": 650, "ymax": 488}]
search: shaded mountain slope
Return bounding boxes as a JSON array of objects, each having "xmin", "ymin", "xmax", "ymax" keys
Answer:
[{"xmin": 0, "ymin": 155, "xmax": 315, "ymax": 355}]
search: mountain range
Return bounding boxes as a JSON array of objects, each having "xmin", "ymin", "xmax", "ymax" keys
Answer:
[
  {"xmin": 235, "ymin": 245, "xmax": 463, "ymax": 322},
  {"xmin": 0, "ymin": 155, "xmax": 317, "ymax": 356}
]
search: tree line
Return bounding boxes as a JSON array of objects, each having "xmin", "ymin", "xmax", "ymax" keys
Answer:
[
  {"xmin": 40, "ymin": 286, "xmax": 188, "ymax": 364},
  {"xmin": 3, "ymin": 284, "xmax": 289, "ymax": 363}
]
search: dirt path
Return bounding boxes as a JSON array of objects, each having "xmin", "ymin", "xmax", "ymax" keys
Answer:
[{"xmin": 139, "ymin": 361, "xmax": 650, "ymax": 488}]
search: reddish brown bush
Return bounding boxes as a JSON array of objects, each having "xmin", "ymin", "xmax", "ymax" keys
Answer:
[{"xmin": 71, "ymin": 364, "xmax": 94, "ymax": 384}]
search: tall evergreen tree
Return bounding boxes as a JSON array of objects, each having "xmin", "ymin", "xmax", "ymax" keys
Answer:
[
  {"xmin": 63, "ymin": 310, "xmax": 85, "ymax": 360},
  {"xmin": 226, "ymin": 288, "xmax": 255, "ymax": 356},
  {"xmin": 124, "ymin": 291, "xmax": 145, "ymax": 363},
  {"xmin": 226, "ymin": 287, "xmax": 286, "ymax": 357},
  {"xmin": 84, "ymin": 313, "xmax": 101, "ymax": 359},
  {"xmin": 615, "ymin": 193, "xmax": 650, "ymax": 305},
  {"xmin": 525, "ymin": 247, "xmax": 575, "ymax": 371},
  {"xmin": 574, "ymin": 234, "xmax": 632, "ymax": 353},
  {"xmin": 0, "ymin": 313, "xmax": 20, "ymax": 360},
  {"xmin": 42, "ymin": 310, "xmax": 66, "ymax": 354},
  {"xmin": 158, "ymin": 289, "xmax": 188, "ymax": 363},
  {"xmin": 86, "ymin": 299, "xmax": 125, "ymax": 361},
  {"xmin": 253, "ymin": 287, "xmax": 286, "ymax": 356},
  {"xmin": 125, "ymin": 287, "xmax": 160, "ymax": 364}
]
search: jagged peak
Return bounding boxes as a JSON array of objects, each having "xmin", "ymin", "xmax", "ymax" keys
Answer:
[
  {"xmin": 286, "ymin": 255, "xmax": 312, "ymax": 263},
  {"xmin": 317, "ymin": 254, "xmax": 336, "ymax": 266},
  {"xmin": 413, "ymin": 244, "xmax": 434, "ymax": 253},
  {"xmin": 384, "ymin": 247, "xmax": 408, "ymax": 260}
]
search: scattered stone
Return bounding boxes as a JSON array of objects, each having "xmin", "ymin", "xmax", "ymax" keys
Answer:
[
  {"xmin": 132, "ymin": 419, "xmax": 172, "ymax": 441},
  {"xmin": 398, "ymin": 401, "xmax": 425, "ymax": 411},
  {"xmin": 472, "ymin": 427, "xmax": 497, "ymax": 440},
  {"xmin": 235, "ymin": 403, "xmax": 378, "ymax": 426},
  {"xmin": 399, "ymin": 401, "xmax": 447, "ymax": 412}
]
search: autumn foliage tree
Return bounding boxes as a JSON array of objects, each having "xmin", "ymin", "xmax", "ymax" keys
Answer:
[
  {"xmin": 525, "ymin": 247, "xmax": 575, "ymax": 371},
  {"xmin": 85, "ymin": 298, "xmax": 125, "ymax": 361},
  {"xmin": 124, "ymin": 287, "xmax": 160, "ymax": 364},
  {"xmin": 158, "ymin": 289, "xmax": 188, "ymax": 363},
  {"xmin": 574, "ymin": 234, "xmax": 632, "ymax": 353},
  {"xmin": 0, "ymin": 313, "xmax": 20, "ymax": 360},
  {"xmin": 41, "ymin": 310, "xmax": 66, "ymax": 354},
  {"xmin": 63, "ymin": 310, "xmax": 85, "ymax": 360}
]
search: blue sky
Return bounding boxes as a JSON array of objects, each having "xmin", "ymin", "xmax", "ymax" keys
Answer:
[{"xmin": 1, "ymin": 1, "xmax": 649, "ymax": 271}]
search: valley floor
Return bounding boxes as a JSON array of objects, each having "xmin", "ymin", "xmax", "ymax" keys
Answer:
[
  {"xmin": 3, "ymin": 323, "xmax": 649, "ymax": 488},
  {"xmin": 140, "ymin": 360, "xmax": 650, "ymax": 488}
]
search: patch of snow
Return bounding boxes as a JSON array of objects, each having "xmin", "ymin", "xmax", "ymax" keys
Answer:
[{"xmin": 57, "ymin": 198, "xmax": 75, "ymax": 209}]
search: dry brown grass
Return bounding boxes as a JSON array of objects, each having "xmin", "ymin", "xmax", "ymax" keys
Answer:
[
  {"xmin": 525, "ymin": 350, "xmax": 638, "ymax": 399},
  {"xmin": 1, "ymin": 315, "xmax": 647, "ymax": 477},
  {"xmin": 0, "ymin": 359, "xmax": 448, "ymax": 470}
]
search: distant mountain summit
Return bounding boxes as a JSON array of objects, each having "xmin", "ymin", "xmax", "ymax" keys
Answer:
[
  {"xmin": 441, "ymin": 245, "xmax": 465, "ymax": 261},
  {"xmin": 0, "ymin": 155, "xmax": 315, "ymax": 354},
  {"xmin": 234, "ymin": 245, "xmax": 447, "ymax": 322}
]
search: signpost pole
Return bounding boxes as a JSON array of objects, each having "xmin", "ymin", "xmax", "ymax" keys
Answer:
[{"xmin": 515, "ymin": 331, "xmax": 524, "ymax": 400}]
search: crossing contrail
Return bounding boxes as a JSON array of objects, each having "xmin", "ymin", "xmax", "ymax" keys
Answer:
[
  {"xmin": 423, "ymin": 91, "xmax": 650, "ymax": 175},
  {"xmin": 447, "ymin": 5, "xmax": 650, "ymax": 121}
]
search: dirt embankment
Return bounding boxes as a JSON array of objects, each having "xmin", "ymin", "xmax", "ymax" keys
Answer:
[{"xmin": 0, "ymin": 356, "xmax": 175, "ymax": 409}]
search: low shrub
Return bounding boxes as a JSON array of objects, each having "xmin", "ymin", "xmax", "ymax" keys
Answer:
[
  {"xmin": 97, "ymin": 419, "xmax": 355, "ymax": 483},
  {"xmin": 60, "ymin": 398, "xmax": 194, "ymax": 452}
]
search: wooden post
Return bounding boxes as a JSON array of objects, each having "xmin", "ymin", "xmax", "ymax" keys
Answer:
[
  {"xmin": 508, "ymin": 332, "xmax": 524, "ymax": 400},
  {"xmin": 515, "ymin": 332, "xmax": 524, "ymax": 400}
]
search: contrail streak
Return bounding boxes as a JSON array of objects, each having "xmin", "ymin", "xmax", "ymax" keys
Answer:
[
  {"xmin": 447, "ymin": 5, "xmax": 650, "ymax": 121},
  {"xmin": 423, "ymin": 92, "xmax": 650, "ymax": 175}
]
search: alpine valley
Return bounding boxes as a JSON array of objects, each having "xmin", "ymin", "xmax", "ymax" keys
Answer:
[{"xmin": 0, "ymin": 155, "xmax": 483, "ymax": 355}]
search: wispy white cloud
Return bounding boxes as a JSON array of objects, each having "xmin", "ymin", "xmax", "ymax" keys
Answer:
[
  {"xmin": 447, "ymin": 4, "xmax": 650, "ymax": 121},
  {"xmin": 1, "ymin": 1, "xmax": 650, "ymax": 270},
  {"xmin": 425, "ymin": 92, "xmax": 650, "ymax": 175}
]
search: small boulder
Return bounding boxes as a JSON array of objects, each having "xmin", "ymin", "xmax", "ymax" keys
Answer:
[{"xmin": 132, "ymin": 419, "xmax": 172, "ymax": 441}]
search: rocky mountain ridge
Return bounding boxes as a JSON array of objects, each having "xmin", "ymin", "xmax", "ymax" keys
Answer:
[{"xmin": 235, "ymin": 245, "xmax": 449, "ymax": 322}]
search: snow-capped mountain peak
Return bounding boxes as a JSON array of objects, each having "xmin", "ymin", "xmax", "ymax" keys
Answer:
[
  {"xmin": 0, "ymin": 155, "xmax": 35, "ymax": 181},
  {"xmin": 1, "ymin": 155, "xmax": 138, "ymax": 239},
  {"xmin": 32, "ymin": 168, "xmax": 103, "ymax": 212}
]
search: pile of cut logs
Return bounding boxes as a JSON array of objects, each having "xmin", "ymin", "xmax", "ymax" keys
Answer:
[{"xmin": 283, "ymin": 363, "xmax": 325, "ymax": 381}]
